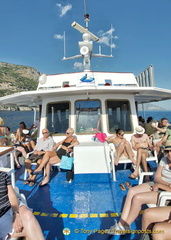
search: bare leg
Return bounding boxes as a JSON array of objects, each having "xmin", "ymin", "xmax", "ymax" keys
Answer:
[
  {"xmin": 39, "ymin": 163, "xmax": 51, "ymax": 186},
  {"xmin": 130, "ymin": 148, "xmax": 143, "ymax": 177},
  {"xmin": 29, "ymin": 140, "xmax": 36, "ymax": 149},
  {"xmin": 17, "ymin": 146, "xmax": 27, "ymax": 158},
  {"xmin": 118, "ymin": 183, "xmax": 157, "ymax": 227},
  {"xmin": 153, "ymin": 222, "xmax": 171, "ymax": 240},
  {"xmin": 124, "ymin": 142, "xmax": 136, "ymax": 165},
  {"xmin": 125, "ymin": 191, "xmax": 158, "ymax": 226},
  {"xmin": 13, "ymin": 149, "xmax": 22, "ymax": 168},
  {"xmin": 39, "ymin": 157, "xmax": 61, "ymax": 186},
  {"xmin": 155, "ymin": 142, "xmax": 161, "ymax": 155},
  {"xmin": 12, "ymin": 205, "xmax": 45, "ymax": 240},
  {"xmin": 33, "ymin": 151, "xmax": 58, "ymax": 172},
  {"xmin": 29, "ymin": 160, "xmax": 41, "ymax": 182},
  {"xmin": 115, "ymin": 142, "xmax": 126, "ymax": 165},
  {"xmin": 24, "ymin": 159, "xmax": 32, "ymax": 176},
  {"xmin": 142, "ymin": 206, "xmax": 171, "ymax": 230}
]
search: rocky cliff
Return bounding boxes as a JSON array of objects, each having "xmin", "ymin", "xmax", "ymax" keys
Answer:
[{"xmin": 0, "ymin": 61, "xmax": 41, "ymax": 97}]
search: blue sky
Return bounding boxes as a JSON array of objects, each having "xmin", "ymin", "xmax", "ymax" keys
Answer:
[{"xmin": 0, "ymin": 0, "xmax": 171, "ymax": 109}]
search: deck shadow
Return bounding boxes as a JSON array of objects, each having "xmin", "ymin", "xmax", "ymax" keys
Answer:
[{"xmin": 27, "ymin": 184, "xmax": 65, "ymax": 240}]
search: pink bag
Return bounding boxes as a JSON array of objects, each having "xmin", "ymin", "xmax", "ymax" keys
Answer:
[{"xmin": 93, "ymin": 132, "xmax": 107, "ymax": 142}]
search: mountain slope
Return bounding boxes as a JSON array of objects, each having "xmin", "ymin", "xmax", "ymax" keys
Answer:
[{"xmin": 0, "ymin": 62, "xmax": 41, "ymax": 97}]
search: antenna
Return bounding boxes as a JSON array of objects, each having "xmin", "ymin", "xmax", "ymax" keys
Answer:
[
  {"xmin": 110, "ymin": 24, "xmax": 113, "ymax": 57},
  {"xmin": 84, "ymin": 0, "xmax": 87, "ymax": 14},
  {"xmin": 63, "ymin": 31, "xmax": 66, "ymax": 59},
  {"xmin": 71, "ymin": 21, "xmax": 99, "ymax": 42}
]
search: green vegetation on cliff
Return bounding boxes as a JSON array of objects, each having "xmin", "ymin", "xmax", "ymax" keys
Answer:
[{"xmin": 0, "ymin": 62, "xmax": 41, "ymax": 97}]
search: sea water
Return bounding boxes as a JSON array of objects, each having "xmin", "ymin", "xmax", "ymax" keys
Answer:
[
  {"xmin": 0, "ymin": 110, "xmax": 171, "ymax": 133},
  {"xmin": 0, "ymin": 110, "xmax": 34, "ymax": 133},
  {"xmin": 138, "ymin": 111, "xmax": 171, "ymax": 122}
]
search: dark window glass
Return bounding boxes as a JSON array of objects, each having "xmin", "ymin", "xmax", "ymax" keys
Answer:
[
  {"xmin": 106, "ymin": 100, "xmax": 132, "ymax": 132},
  {"xmin": 47, "ymin": 102, "xmax": 69, "ymax": 134},
  {"xmin": 75, "ymin": 100, "xmax": 101, "ymax": 134}
]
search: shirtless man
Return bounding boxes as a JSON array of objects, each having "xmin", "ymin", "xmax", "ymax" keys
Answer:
[{"xmin": 130, "ymin": 126, "xmax": 153, "ymax": 179}]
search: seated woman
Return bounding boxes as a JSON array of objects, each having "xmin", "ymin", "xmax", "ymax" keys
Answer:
[
  {"xmin": 141, "ymin": 206, "xmax": 171, "ymax": 240},
  {"xmin": 14, "ymin": 121, "xmax": 35, "ymax": 168},
  {"xmin": 107, "ymin": 129, "xmax": 136, "ymax": 165},
  {"xmin": 30, "ymin": 128, "xmax": 79, "ymax": 186},
  {"xmin": 0, "ymin": 117, "xmax": 9, "ymax": 146},
  {"xmin": 0, "ymin": 171, "xmax": 45, "ymax": 240},
  {"xmin": 130, "ymin": 125, "xmax": 153, "ymax": 179},
  {"xmin": 109, "ymin": 140, "xmax": 171, "ymax": 235}
]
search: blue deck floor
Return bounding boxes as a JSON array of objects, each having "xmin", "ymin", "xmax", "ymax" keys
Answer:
[{"xmin": 15, "ymin": 164, "xmax": 156, "ymax": 240}]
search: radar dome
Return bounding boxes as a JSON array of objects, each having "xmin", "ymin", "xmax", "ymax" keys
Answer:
[{"xmin": 39, "ymin": 74, "xmax": 47, "ymax": 84}]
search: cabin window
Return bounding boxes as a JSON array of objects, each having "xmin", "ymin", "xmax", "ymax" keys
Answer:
[
  {"xmin": 106, "ymin": 100, "xmax": 132, "ymax": 133},
  {"xmin": 46, "ymin": 102, "xmax": 70, "ymax": 134},
  {"xmin": 75, "ymin": 100, "xmax": 101, "ymax": 134}
]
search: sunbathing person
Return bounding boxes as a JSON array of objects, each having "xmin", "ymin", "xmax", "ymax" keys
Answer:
[
  {"xmin": 141, "ymin": 206, "xmax": 171, "ymax": 240},
  {"xmin": 24, "ymin": 128, "xmax": 55, "ymax": 186},
  {"xmin": 0, "ymin": 117, "xmax": 9, "ymax": 146},
  {"xmin": 107, "ymin": 129, "xmax": 136, "ymax": 165},
  {"xmin": 109, "ymin": 140, "xmax": 171, "ymax": 235},
  {"xmin": 31, "ymin": 128, "xmax": 79, "ymax": 186},
  {"xmin": 130, "ymin": 125, "xmax": 153, "ymax": 179},
  {"xmin": 14, "ymin": 121, "xmax": 35, "ymax": 168},
  {"xmin": 0, "ymin": 171, "xmax": 45, "ymax": 240}
]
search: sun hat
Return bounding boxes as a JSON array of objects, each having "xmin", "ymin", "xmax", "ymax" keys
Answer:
[
  {"xmin": 135, "ymin": 126, "xmax": 145, "ymax": 134},
  {"xmin": 0, "ymin": 117, "xmax": 4, "ymax": 126},
  {"xmin": 164, "ymin": 141, "xmax": 171, "ymax": 151}
]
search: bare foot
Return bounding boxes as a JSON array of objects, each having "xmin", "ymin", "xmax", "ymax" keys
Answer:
[
  {"xmin": 39, "ymin": 176, "xmax": 49, "ymax": 187},
  {"xmin": 131, "ymin": 159, "xmax": 137, "ymax": 165},
  {"xmin": 114, "ymin": 158, "xmax": 119, "ymax": 166},
  {"xmin": 129, "ymin": 172, "xmax": 139, "ymax": 179}
]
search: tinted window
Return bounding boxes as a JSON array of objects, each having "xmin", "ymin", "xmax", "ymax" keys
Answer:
[
  {"xmin": 75, "ymin": 100, "xmax": 101, "ymax": 134},
  {"xmin": 47, "ymin": 102, "xmax": 69, "ymax": 134},
  {"xmin": 106, "ymin": 100, "xmax": 132, "ymax": 133}
]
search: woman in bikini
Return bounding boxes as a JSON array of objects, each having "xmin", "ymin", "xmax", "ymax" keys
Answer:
[
  {"xmin": 30, "ymin": 128, "xmax": 79, "ymax": 186},
  {"xmin": 0, "ymin": 117, "xmax": 8, "ymax": 146},
  {"xmin": 130, "ymin": 125, "xmax": 153, "ymax": 179},
  {"xmin": 107, "ymin": 129, "xmax": 136, "ymax": 166}
]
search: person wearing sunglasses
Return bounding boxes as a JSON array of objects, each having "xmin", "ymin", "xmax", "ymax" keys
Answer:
[
  {"xmin": 130, "ymin": 126, "xmax": 154, "ymax": 179},
  {"xmin": 109, "ymin": 140, "xmax": 171, "ymax": 236},
  {"xmin": 31, "ymin": 128, "xmax": 79, "ymax": 186},
  {"xmin": 107, "ymin": 129, "xmax": 136, "ymax": 166},
  {"xmin": 24, "ymin": 129, "xmax": 55, "ymax": 186}
]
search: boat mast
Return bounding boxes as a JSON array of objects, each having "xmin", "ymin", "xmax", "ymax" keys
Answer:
[{"xmin": 63, "ymin": 0, "xmax": 112, "ymax": 71}]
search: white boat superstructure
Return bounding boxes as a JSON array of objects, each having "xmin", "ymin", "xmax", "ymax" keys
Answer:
[{"xmin": 1, "ymin": 13, "xmax": 171, "ymax": 180}]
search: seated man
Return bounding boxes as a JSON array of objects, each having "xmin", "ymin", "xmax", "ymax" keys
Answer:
[
  {"xmin": 31, "ymin": 128, "xmax": 79, "ymax": 186},
  {"xmin": 24, "ymin": 128, "xmax": 55, "ymax": 186},
  {"xmin": 0, "ymin": 171, "xmax": 45, "ymax": 240},
  {"xmin": 130, "ymin": 126, "xmax": 153, "ymax": 179},
  {"xmin": 152, "ymin": 117, "xmax": 170, "ymax": 154}
]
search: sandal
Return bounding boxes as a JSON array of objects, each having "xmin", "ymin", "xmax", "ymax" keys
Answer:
[
  {"xmin": 119, "ymin": 183, "xmax": 126, "ymax": 191},
  {"xmin": 24, "ymin": 180, "xmax": 30, "ymax": 185},
  {"xmin": 31, "ymin": 170, "xmax": 43, "ymax": 175},
  {"xmin": 29, "ymin": 180, "xmax": 35, "ymax": 187},
  {"xmin": 125, "ymin": 182, "xmax": 132, "ymax": 188},
  {"xmin": 129, "ymin": 173, "xmax": 139, "ymax": 179}
]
